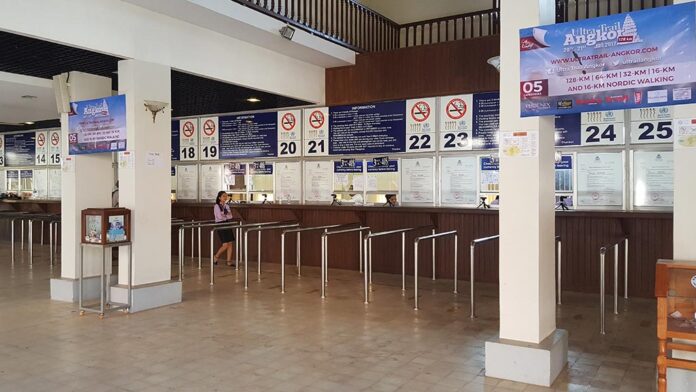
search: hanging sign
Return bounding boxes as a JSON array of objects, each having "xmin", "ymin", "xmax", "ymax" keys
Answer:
[
  {"xmin": 580, "ymin": 110, "xmax": 625, "ymax": 146},
  {"xmin": 277, "ymin": 110, "xmax": 302, "ymax": 157},
  {"xmin": 48, "ymin": 130, "xmax": 61, "ymax": 165},
  {"xmin": 68, "ymin": 94, "xmax": 127, "ymax": 154},
  {"xmin": 303, "ymin": 108, "xmax": 329, "ymax": 156},
  {"xmin": 199, "ymin": 117, "xmax": 219, "ymax": 160},
  {"xmin": 439, "ymin": 94, "xmax": 473, "ymax": 151},
  {"xmin": 406, "ymin": 98, "xmax": 436, "ymax": 152},
  {"xmin": 35, "ymin": 131, "xmax": 47, "ymax": 165},
  {"xmin": 179, "ymin": 118, "xmax": 198, "ymax": 161},
  {"xmin": 329, "ymin": 101, "xmax": 406, "ymax": 155},
  {"xmin": 520, "ymin": 2, "xmax": 696, "ymax": 116},
  {"xmin": 630, "ymin": 106, "xmax": 673, "ymax": 144},
  {"xmin": 219, "ymin": 112, "xmax": 277, "ymax": 159}
]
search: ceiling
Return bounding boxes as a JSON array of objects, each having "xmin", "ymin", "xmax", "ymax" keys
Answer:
[
  {"xmin": 359, "ymin": 0, "xmax": 495, "ymax": 25},
  {"xmin": 0, "ymin": 30, "xmax": 309, "ymax": 132}
]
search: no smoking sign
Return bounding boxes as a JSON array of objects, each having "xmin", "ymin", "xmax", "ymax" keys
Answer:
[
  {"xmin": 37, "ymin": 133, "xmax": 46, "ymax": 147},
  {"xmin": 410, "ymin": 101, "xmax": 431, "ymax": 123},
  {"xmin": 281, "ymin": 113, "xmax": 296, "ymax": 131},
  {"xmin": 51, "ymin": 133, "xmax": 60, "ymax": 146},
  {"xmin": 309, "ymin": 110, "xmax": 325, "ymax": 129},
  {"xmin": 203, "ymin": 119, "xmax": 216, "ymax": 136},
  {"xmin": 446, "ymin": 98, "xmax": 467, "ymax": 120},
  {"xmin": 182, "ymin": 121, "xmax": 195, "ymax": 138}
]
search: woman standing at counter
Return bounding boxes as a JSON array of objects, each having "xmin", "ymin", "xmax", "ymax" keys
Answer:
[{"xmin": 213, "ymin": 191, "xmax": 235, "ymax": 266}]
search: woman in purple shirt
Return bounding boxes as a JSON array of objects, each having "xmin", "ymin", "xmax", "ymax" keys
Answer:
[{"xmin": 213, "ymin": 191, "xmax": 235, "ymax": 266}]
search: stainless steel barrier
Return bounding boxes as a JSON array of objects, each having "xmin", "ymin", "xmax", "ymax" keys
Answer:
[
  {"xmin": 209, "ymin": 221, "xmax": 287, "ymax": 286},
  {"xmin": 27, "ymin": 214, "xmax": 58, "ymax": 267},
  {"xmin": 8, "ymin": 212, "xmax": 29, "ymax": 265},
  {"xmin": 413, "ymin": 230, "xmax": 458, "ymax": 310},
  {"xmin": 49, "ymin": 219, "xmax": 60, "ymax": 267},
  {"xmin": 320, "ymin": 226, "xmax": 370, "ymax": 299},
  {"xmin": 243, "ymin": 222, "xmax": 300, "ymax": 290},
  {"xmin": 556, "ymin": 235, "xmax": 562, "ymax": 305},
  {"xmin": 362, "ymin": 225, "xmax": 434, "ymax": 304},
  {"xmin": 599, "ymin": 236, "xmax": 629, "ymax": 335},
  {"xmin": 174, "ymin": 219, "xmax": 217, "ymax": 269},
  {"xmin": 280, "ymin": 223, "xmax": 358, "ymax": 293},
  {"xmin": 174, "ymin": 220, "xmax": 239, "ymax": 282}
]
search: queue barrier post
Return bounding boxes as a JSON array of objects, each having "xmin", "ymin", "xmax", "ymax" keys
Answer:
[
  {"xmin": 469, "ymin": 235, "xmax": 499, "ymax": 318},
  {"xmin": 598, "ymin": 235, "xmax": 629, "ymax": 335},
  {"xmin": 242, "ymin": 222, "xmax": 300, "ymax": 287},
  {"xmin": 413, "ymin": 230, "xmax": 458, "ymax": 310},
  {"xmin": 320, "ymin": 226, "xmax": 371, "ymax": 299}
]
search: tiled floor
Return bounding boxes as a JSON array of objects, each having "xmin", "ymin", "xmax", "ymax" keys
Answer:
[{"xmin": 0, "ymin": 242, "xmax": 657, "ymax": 391}]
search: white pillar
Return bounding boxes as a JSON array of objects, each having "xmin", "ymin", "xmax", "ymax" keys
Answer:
[
  {"xmin": 484, "ymin": 0, "xmax": 568, "ymax": 387},
  {"xmin": 50, "ymin": 72, "xmax": 113, "ymax": 302},
  {"xmin": 114, "ymin": 59, "xmax": 181, "ymax": 312}
]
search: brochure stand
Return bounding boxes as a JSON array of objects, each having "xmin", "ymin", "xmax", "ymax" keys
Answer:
[{"xmin": 79, "ymin": 242, "xmax": 132, "ymax": 319}]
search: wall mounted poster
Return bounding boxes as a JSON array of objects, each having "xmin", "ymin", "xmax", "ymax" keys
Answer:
[
  {"xmin": 199, "ymin": 164, "xmax": 222, "ymax": 200},
  {"xmin": 401, "ymin": 158, "xmax": 434, "ymax": 203},
  {"xmin": 479, "ymin": 156, "xmax": 500, "ymax": 193},
  {"xmin": 5, "ymin": 131, "xmax": 36, "ymax": 167},
  {"xmin": 276, "ymin": 162, "xmax": 302, "ymax": 202},
  {"xmin": 441, "ymin": 156, "xmax": 477, "ymax": 205},
  {"xmin": 633, "ymin": 151, "xmax": 673, "ymax": 207},
  {"xmin": 68, "ymin": 94, "xmax": 127, "ymax": 154},
  {"xmin": 520, "ymin": 2, "xmax": 696, "ymax": 116},
  {"xmin": 176, "ymin": 165, "xmax": 198, "ymax": 200},
  {"xmin": 304, "ymin": 161, "xmax": 332, "ymax": 202},
  {"xmin": 555, "ymin": 155, "xmax": 574, "ymax": 192},
  {"xmin": 329, "ymin": 101, "xmax": 406, "ymax": 155},
  {"xmin": 219, "ymin": 112, "xmax": 277, "ymax": 159},
  {"xmin": 577, "ymin": 152, "xmax": 623, "ymax": 206},
  {"xmin": 303, "ymin": 107, "xmax": 329, "ymax": 156}
]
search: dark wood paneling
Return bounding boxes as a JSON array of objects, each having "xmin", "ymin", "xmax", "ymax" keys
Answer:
[{"xmin": 325, "ymin": 36, "xmax": 500, "ymax": 106}]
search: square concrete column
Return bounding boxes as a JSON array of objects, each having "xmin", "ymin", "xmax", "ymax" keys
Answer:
[
  {"xmin": 484, "ymin": 0, "xmax": 568, "ymax": 387},
  {"xmin": 50, "ymin": 72, "xmax": 114, "ymax": 302},
  {"xmin": 114, "ymin": 59, "xmax": 181, "ymax": 312}
]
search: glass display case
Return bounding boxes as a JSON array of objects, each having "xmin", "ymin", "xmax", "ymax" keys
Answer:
[{"xmin": 81, "ymin": 208, "xmax": 131, "ymax": 245}]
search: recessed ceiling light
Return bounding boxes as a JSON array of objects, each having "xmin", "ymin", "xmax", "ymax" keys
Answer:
[
  {"xmin": 21, "ymin": 95, "xmax": 38, "ymax": 99},
  {"xmin": 246, "ymin": 97, "xmax": 261, "ymax": 103},
  {"xmin": 24, "ymin": 121, "xmax": 35, "ymax": 125}
]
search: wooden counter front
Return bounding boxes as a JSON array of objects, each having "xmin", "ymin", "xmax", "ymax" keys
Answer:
[{"xmin": 173, "ymin": 203, "xmax": 673, "ymax": 298}]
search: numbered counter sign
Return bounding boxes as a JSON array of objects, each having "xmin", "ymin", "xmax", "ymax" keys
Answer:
[
  {"xmin": 439, "ymin": 95, "xmax": 473, "ymax": 151},
  {"xmin": 179, "ymin": 119, "xmax": 198, "ymax": 161},
  {"xmin": 199, "ymin": 117, "xmax": 219, "ymax": 160},
  {"xmin": 35, "ymin": 131, "xmax": 48, "ymax": 166},
  {"xmin": 48, "ymin": 130, "xmax": 61, "ymax": 165},
  {"xmin": 278, "ymin": 110, "xmax": 301, "ymax": 157},
  {"xmin": 406, "ymin": 98, "xmax": 436, "ymax": 153},
  {"xmin": 303, "ymin": 107, "xmax": 328, "ymax": 156}
]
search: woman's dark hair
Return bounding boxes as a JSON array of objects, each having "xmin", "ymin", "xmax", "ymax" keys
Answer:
[
  {"xmin": 385, "ymin": 194, "xmax": 395, "ymax": 201},
  {"xmin": 215, "ymin": 191, "xmax": 227, "ymax": 211}
]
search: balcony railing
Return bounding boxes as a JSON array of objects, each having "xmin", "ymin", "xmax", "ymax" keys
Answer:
[{"xmin": 234, "ymin": 0, "xmax": 673, "ymax": 53}]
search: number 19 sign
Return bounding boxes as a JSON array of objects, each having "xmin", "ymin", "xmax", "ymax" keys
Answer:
[{"xmin": 520, "ymin": 3, "xmax": 696, "ymax": 117}]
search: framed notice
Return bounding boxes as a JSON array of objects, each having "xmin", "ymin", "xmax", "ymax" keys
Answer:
[
  {"xmin": 580, "ymin": 111, "xmax": 625, "ymax": 146},
  {"xmin": 277, "ymin": 110, "xmax": 302, "ymax": 158},
  {"xmin": 179, "ymin": 118, "xmax": 198, "ymax": 161},
  {"xmin": 176, "ymin": 165, "xmax": 198, "ymax": 200},
  {"xmin": 68, "ymin": 95, "xmax": 127, "ymax": 154},
  {"xmin": 633, "ymin": 151, "xmax": 673, "ymax": 207},
  {"xmin": 48, "ymin": 168, "xmax": 61, "ymax": 199},
  {"xmin": 199, "ymin": 117, "xmax": 219, "ymax": 160},
  {"xmin": 303, "ymin": 107, "xmax": 329, "ymax": 156},
  {"xmin": 401, "ymin": 158, "xmax": 434, "ymax": 204},
  {"xmin": 577, "ymin": 152, "xmax": 623, "ymax": 207},
  {"xmin": 0, "ymin": 135, "xmax": 4, "ymax": 167},
  {"xmin": 439, "ymin": 94, "xmax": 473, "ymax": 151},
  {"xmin": 199, "ymin": 164, "xmax": 222, "ymax": 200},
  {"xmin": 479, "ymin": 156, "xmax": 499, "ymax": 193},
  {"xmin": 405, "ymin": 98, "xmax": 436, "ymax": 152},
  {"xmin": 630, "ymin": 106, "xmax": 673, "ymax": 144},
  {"xmin": 35, "ymin": 130, "xmax": 48, "ymax": 166},
  {"xmin": 304, "ymin": 161, "xmax": 332, "ymax": 202},
  {"xmin": 32, "ymin": 168, "xmax": 47, "ymax": 199},
  {"xmin": 48, "ymin": 130, "xmax": 61, "ymax": 165},
  {"xmin": 441, "ymin": 156, "xmax": 477, "ymax": 205},
  {"xmin": 276, "ymin": 162, "xmax": 302, "ymax": 202}
]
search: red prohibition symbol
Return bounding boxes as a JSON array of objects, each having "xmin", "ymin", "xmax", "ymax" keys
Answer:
[
  {"xmin": 182, "ymin": 121, "xmax": 195, "ymax": 138},
  {"xmin": 51, "ymin": 132, "xmax": 60, "ymax": 146},
  {"xmin": 37, "ymin": 133, "xmax": 46, "ymax": 147},
  {"xmin": 446, "ymin": 98, "xmax": 467, "ymax": 120},
  {"xmin": 281, "ymin": 113, "xmax": 296, "ymax": 131},
  {"xmin": 411, "ymin": 101, "xmax": 431, "ymax": 122},
  {"xmin": 203, "ymin": 119, "xmax": 216, "ymax": 136},
  {"xmin": 309, "ymin": 110, "xmax": 325, "ymax": 129}
]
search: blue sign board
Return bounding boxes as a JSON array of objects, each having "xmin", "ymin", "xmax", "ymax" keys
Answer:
[
  {"xmin": 480, "ymin": 157, "xmax": 499, "ymax": 171},
  {"xmin": 249, "ymin": 162, "xmax": 273, "ymax": 175},
  {"xmin": 5, "ymin": 132, "xmax": 36, "ymax": 167},
  {"xmin": 6, "ymin": 170, "xmax": 18, "ymax": 179},
  {"xmin": 171, "ymin": 120, "xmax": 180, "ymax": 161},
  {"xmin": 472, "ymin": 92, "xmax": 501, "ymax": 149},
  {"xmin": 329, "ymin": 101, "xmax": 406, "ymax": 155},
  {"xmin": 68, "ymin": 94, "xmax": 127, "ymax": 154},
  {"xmin": 20, "ymin": 169, "xmax": 33, "ymax": 179},
  {"xmin": 520, "ymin": 3, "xmax": 696, "ymax": 116},
  {"xmin": 555, "ymin": 155, "xmax": 573, "ymax": 170},
  {"xmin": 554, "ymin": 114, "xmax": 582, "ymax": 146},
  {"xmin": 219, "ymin": 112, "xmax": 278, "ymax": 159},
  {"xmin": 366, "ymin": 160, "xmax": 398, "ymax": 173},
  {"xmin": 334, "ymin": 159, "xmax": 364, "ymax": 173}
]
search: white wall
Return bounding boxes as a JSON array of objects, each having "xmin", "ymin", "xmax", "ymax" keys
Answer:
[{"xmin": 0, "ymin": 0, "xmax": 328, "ymax": 104}]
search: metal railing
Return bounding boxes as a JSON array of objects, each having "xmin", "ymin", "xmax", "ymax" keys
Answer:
[
  {"xmin": 320, "ymin": 226, "xmax": 370, "ymax": 299},
  {"xmin": 556, "ymin": 0, "xmax": 672, "ymax": 22},
  {"xmin": 599, "ymin": 235, "xmax": 629, "ymax": 335},
  {"xmin": 362, "ymin": 225, "xmax": 434, "ymax": 304},
  {"xmin": 280, "ymin": 223, "xmax": 358, "ymax": 293},
  {"xmin": 243, "ymin": 222, "xmax": 300, "ymax": 289},
  {"xmin": 174, "ymin": 219, "xmax": 217, "ymax": 268},
  {"xmin": 27, "ymin": 214, "xmax": 59, "ymax": 267},
  {"xmin": 413, "ymin": 230, "xmax": 458, "ymax": 310}
]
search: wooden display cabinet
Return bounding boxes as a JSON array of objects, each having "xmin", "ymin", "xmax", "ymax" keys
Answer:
[
  {"xmin": 81, "ymin": 208, "xmax": 131, "ymax": 245},
  {"xmin": 656, "ymin": 259, "xmax": 696, "ymax": 391}
]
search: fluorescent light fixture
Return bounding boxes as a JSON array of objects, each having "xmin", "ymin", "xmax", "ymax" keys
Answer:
[
  {"xmin": 246, "ymin": 97, "xmax": 261, "ymax": 103},
  {"xmin": 279, "ymin": 25, "xmax": 295, "ymax": 40},
  {"xmin": 24, "ymin": 121, "xmax": 35, "ymax": 125}
]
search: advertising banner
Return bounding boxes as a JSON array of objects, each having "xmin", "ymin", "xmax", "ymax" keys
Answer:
[
  {"xmin": 520, "ymin": 3, "xmax": 696, "ymax": 116},
  {"xmin": 68, "ymin": 94, "xmax": 127, "ymax": 154}
]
